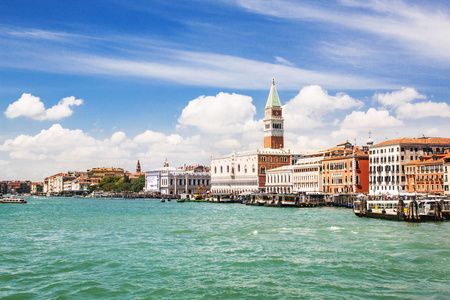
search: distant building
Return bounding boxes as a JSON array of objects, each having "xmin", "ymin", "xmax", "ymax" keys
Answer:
[
  {"xmin": 44, "ymin": 173, "xmax": 75, "ymax": 195},
  {"xmin": 7, "ymin": 181, "xmax": 31, "ymax": 194},
  {"xmin": 444, "ymin": 155, "xmax": 450, "ymax": 195},
  {"xmin": 87, "ymin": 167, "xmax": 125, "ymax": 184},
  {"xmin": 212, "ymin": 148, "xmax": 292, "ymax": 194},
  {"xmin": 136, "ymin": 160, "xmax": 141, "ymax": 173},
  {"xmin": 292, "ymin": 155, "xmax": 324, "ymax": 195},
  {"xmin": 369, "ymin": 137, "xmax": 450, "ymax": 196},
  {"xmin": 145, "ymin": 160, "xmax": 211, "ymax": 196},
  {"xmin": 265, "ymin": 164, "xmax": 293, "ymax": 194},
  {"xmin": 0, "ymin": 181, "xmax": 7, "ymax": 194},
  {"xmin": 31, "ymin": 182, "xmax": 44, "ymax": 195},
  {"xmin": 322, "ymin": 142, "xmax": 369, "ymax": 195},
  {"xmin": 127, "ymin": 160, "xmax": 145, "ymax": 180},
  {"xmin": 405, "ymin": 151, "xmax": 450, "ymax": 195},
  {"xmin": 0, "ymin": 180, "xmax": 31, "ymax": 194}
]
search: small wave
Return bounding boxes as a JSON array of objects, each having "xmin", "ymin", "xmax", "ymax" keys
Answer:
[
  {"xmin": 252, "ymin": 230, "xmax": 258, "ymax": 235},
  {"xmin": 329, "ymin": 226, "xmax": 342, "ymax": 231}
]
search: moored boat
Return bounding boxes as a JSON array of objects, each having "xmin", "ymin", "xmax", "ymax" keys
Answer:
[
  {"xmin": 245, "ymin": 193, "xmax": 271, "ymax": 206},
  {"xmin": 354, "ymin": 197, "xmax": 448, "ymax": 222},
  {"xmin": 209, "ymin": 193, "xmax": 236, "ymax": 203}
]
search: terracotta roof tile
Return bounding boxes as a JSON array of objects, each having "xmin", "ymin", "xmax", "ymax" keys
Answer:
[{"xmin": 373, "ymin": 137, "xmax": 450, "ymax": 147}]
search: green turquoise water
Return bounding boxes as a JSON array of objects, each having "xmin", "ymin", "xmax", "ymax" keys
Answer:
[{"xmin": 1, "ymin": 197, "xmax": 449, "ymax": 299}]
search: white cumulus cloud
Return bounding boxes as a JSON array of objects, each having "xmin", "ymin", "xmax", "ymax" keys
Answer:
[
  {"xmin": 340, "ymin": 108, "xmax": 404, "ymax": 129},
  {"xmin": 331, "ymin": 108, "xmax": 403, "ymax": 140},
  {"xmin": 4, "ymin": 93, "xmax": 83, "ymax": 120},
  {"xmin": 177, "ymin": 92, "xmax": 258, "ymax": 134},
  {"xmin": 373, "ymin": 87, "xmax": 450, "ymax": 120},
  {"xmin": 373, "ymin": 87, "xmax": 426, "ymax": 107},
  {"xmin": 284, "ymin": 85, "xmax": 363, "ymax": 130},
  {"xmin": 396, "ymin": 101, "xmax": 450, "ymax": 120}
]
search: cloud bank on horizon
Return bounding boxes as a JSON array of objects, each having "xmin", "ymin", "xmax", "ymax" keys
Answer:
[{"xmin": 0, "ymin": 0, "xmax": 450, "ymax": 181}]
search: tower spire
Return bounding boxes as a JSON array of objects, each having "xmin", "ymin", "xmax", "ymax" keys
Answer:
[{"xmin": 265, "ymin": 77, "xmax": 281, "ymax": 109}]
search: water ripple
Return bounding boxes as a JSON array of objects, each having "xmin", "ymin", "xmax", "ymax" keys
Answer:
[{"xmin": 1, "ymin": 198, "xmax": 449, "ymax": 299}]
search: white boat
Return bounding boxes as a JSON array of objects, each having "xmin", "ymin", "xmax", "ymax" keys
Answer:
[
  {"xmin": 354, "ymin": 197, "xmax": 448, "ymax": 222},
  {"xmin": 1, "ymin": 196, "xmax": 27, "ymax": 204}
]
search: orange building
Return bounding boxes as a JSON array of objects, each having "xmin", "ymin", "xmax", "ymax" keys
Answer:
[
  {"xmin": 87, "ymin": 167, "xmax": 125, "ymax": 184},
  {"xmin": 322, "ymin": 142, "xmax": 370, "ymax": 194},
  {"xmin": 405, "ymin": 153, "xmax": 449, "ymax": 195}
]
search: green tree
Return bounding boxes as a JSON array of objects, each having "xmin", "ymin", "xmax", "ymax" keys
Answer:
[
  {"xmin": 98, "ymin": 176, "xmax": 121, "ymax": 192},
  {"xmin": 131, "ymin": 175, "xmax": 145, "ymax": 192}
]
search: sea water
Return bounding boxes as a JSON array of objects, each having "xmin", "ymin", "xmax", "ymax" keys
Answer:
[{"xmin": 1, "ymin": 197, "xmax": 449, "ymax": 299}]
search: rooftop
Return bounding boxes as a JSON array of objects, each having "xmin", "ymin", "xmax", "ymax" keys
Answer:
[{"xmin": 373, "ymin": 137, "xmax": 450, "ymax": 147}]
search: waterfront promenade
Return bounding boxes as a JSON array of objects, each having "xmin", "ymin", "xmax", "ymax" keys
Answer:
[{"xmin": 1, "ymin": 197, "xmax": 449, "ymax": 299}]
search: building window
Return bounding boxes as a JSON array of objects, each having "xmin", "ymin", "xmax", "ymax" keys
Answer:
[
  {"xmin": 238, "ymin": 164, "xmax": 240, "ymax": 172},
  {"xmin": 261, "ymin": 166, "xmax": 266, "ymax": 173}
]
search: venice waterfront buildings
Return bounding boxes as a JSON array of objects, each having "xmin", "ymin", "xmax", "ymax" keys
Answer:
[
  {"xmin": 368, "ymin": 137, "xmax": 450, "ymax": 196},
  {"xmin": 145, "ymin": 160, "xmax": 211, "ymax": 196}
]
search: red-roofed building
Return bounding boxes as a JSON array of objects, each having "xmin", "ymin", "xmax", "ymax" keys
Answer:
[
  {"xmin": 322, "ymin": 142, "xmax": 369, "ymax": 195},
  {"xmin": 369, "ymin": 137, "xmax": 450, "ymax": 196},
  {"xmin": 405, "ymin": 152, "xmax": 450, "ymax": 195}
]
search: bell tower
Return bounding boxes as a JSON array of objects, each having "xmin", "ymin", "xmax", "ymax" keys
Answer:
[{"xmin": 263, "ymin": 78, "xmax": 284, "ymax": 149}]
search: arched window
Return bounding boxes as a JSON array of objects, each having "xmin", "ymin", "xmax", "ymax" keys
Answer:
[
  {"xmin": 252, "ymin": 165, "xmax": 255, "ymax": 173},
  {"xmin": 227, "ymin": 165, "xmax": 230, "ymax": 173},
  {"xmin": 238, "ymin": 164, "xmax": 240, "ymax": 172},
  {"xmin": 220, "ymin": 166, "xmax": 223, "ymax": 173},
  {"xmin": 244, "ymin": 166, "xmax": 247, "ymax": 173},
  {"xmin": 261, "ymin": 166, "xmax": 266, "ymax": 173},
  {"xmin": 214, "ymin": 166, "xmax": 217, "ymax": 173}
]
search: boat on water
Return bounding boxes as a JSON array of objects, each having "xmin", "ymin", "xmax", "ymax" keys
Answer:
[
  {"xmin": 265, "ymin": 194, "xmax": 301, "ymax": 207},
  {"xmin": 1, "ymin": 196, "xmax": 27, "ymax": 204},
  {"xmin": 353, "ymin": 197, "xmax": 449, "ymax": 222},
  {"xmin": 209, "ymin": 193, "xmax": 233, "ymax": 203},
  {"xmin": 245, "ymin": 193, "xmax": 271, "ymax": 206}
]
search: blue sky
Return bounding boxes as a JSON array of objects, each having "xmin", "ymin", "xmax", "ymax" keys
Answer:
[{"xmin": 1, "ymin": 0, "xmax": 450, "ymax": 181}]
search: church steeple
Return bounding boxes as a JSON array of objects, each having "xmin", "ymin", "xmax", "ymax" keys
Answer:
[
  {"xmin": 136, "ymin": 160, "xmax": 141, "ymax": 173},
  {"xmin": 263, "ymin": 78, "xmax": 284, "ymax": 149}
]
